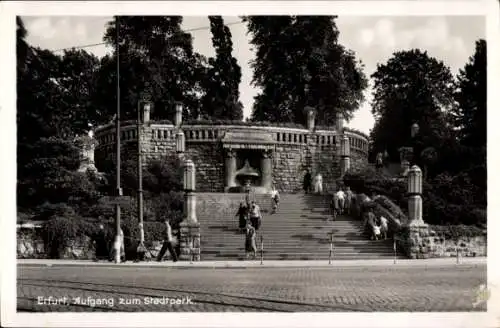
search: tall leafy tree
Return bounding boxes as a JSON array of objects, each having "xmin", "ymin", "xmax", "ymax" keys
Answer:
[
  {"xmin": 201, "ymin": 16, "xmax": 243, "ymax": 121},
  {"xmin": 453, "ymin": 39, "xmax": 486, "ymax": 149},
  {"xmin": 16, "ymin": 17, "xmax": 30, "ymax": 75},
  {"xmin": 17, "ymin": 137, "xmax": 101, "ymax": 210},
  {"xmin": 370, "ymin": 49, "xmax": 456, "ymax": 161},
  {"xmin": 244, "ymin": 16, "xmax": 367, "ymax": 125},
  {"xmin": 17, "ymin": 18, "xmax": 102, "ymax": 213},
  {"xmin": 18, "ymin": 47, "xmax": 100, "ymax": 143},
  {"xmin": 100, "ymin": 16, "xmax": 207, "ymax": 122}
]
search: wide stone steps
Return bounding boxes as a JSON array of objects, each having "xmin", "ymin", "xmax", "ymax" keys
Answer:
[
  {"xmin": 200, "ymin": 253, "xmax": 398, "ymax": 261},
  {"xmin": 196, "ymin": 193, "xmax": 399, "ymax": 261},
  {"xmin": 203, "ymin": 243, "xmax": 393, "ymax": 255}
]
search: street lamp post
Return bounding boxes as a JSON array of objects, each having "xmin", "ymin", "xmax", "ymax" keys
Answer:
[
  {"xmin": 136, "ymin": 95, "xmax": 151, "ymax": 261},
  {"xmin": 114, "ymin": 16, "xmax": 122, "ymax": 264},
  {"xmin": 340, "ymin": 135, "xmax": 350, "ymax": 175},
  {"xmin": 410, "ymin": 122, "xmax": 419, "ymax": 165}
]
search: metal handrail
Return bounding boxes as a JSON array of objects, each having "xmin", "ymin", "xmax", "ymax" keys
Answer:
[
  {"xmin": 393, "ymin": 236, "xmax": 397, "ymax": 264},
  {"xmin": 328, "ymin": 230, "xmax": 334, "ymax": 264},
  {"xmin": 260, "ymin": 235, "xmax": 264, "ymax": 265}
]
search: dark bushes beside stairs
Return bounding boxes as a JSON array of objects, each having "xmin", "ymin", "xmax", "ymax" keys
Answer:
[{"xmin": 343, "ymin": 167, "xmax": 486, "ymax": 227}]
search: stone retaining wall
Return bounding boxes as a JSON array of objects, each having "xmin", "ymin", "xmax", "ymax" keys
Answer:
[
  {"xmin": 95, "ymin": 123, "xmax": 369, "ymax": 193},
  {"xmin": 17, "ymin": 228, "xmax": 95, "ymax": 260},
  {"xmin": 185, "ymin": 144, "xmax": 225, "ymax": 192},
  {"xmin": 17, "ymin": 227, "xmax": 179, "ymax": 261},
  {"xmin": 400, "ymin": 225, "xmax": 487, "ymax": 259}
]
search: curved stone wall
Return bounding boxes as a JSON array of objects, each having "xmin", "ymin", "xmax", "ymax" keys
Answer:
[{"xmin": 95, "ymin": 122, "xmax": 369, "ymax": 193}]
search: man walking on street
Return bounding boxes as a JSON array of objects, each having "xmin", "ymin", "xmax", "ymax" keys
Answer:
[{"xmin": 157, "ymin": 219, "xmax": 178, "ymax": 262}]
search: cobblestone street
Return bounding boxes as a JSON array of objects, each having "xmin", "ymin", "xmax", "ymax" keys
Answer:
[{"xmin": 17, "ymin": 263, "xmax": 486, "ymax": 312}]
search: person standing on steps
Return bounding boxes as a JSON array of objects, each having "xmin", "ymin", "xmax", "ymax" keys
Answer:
[
  {"xmin": 245, "ymin": 187, "xmax": 251, "ymax": 208},
  {"xmin": 157, "ymin": 219, "xmax": 178, "ymax": 262},
  {"xmin": 314, "ymin": 173, "xmax": 323, "ymax": 194},
  {"xmin": 249, "ymin": 201, "xmax": 262, "ymax": 231},
  {"xmin": 379, "ymin": 216, "xmax": 388, "ymax": 240},
  {"xmin": 373, "ymin": 220, "xmax": 381, "ymax": 241},
  {"xmin": 330, "ymin": 192, "xmax": 338, "ymax": 221},
  {"xmin": 245, "ymin": 222, "xmax": 257, "ymax": 259},
  {"xmin": 235, "ymin": 202, "xmax": 248, "ymax": 233},
  {"xmin": 344, "ymin": 186, "xmax": 353, "ymax": 215},
  {"xmin": 335, "ymin": 187, "xmax": 346, "ymax": 215},
  {"xmin": 364, "ymin": 208, "xmax": 378, "ymax": 240},
  {"xmin": 270, "ymin": 186, "xmax": 280, "ymax": 214},
  {"xmin": 303, "ymin": 170, "xmax": 312, "ymax": 194}
]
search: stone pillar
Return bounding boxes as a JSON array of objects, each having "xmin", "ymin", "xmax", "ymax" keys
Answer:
[
  {"xmin": 175, "ymin": 102, "xmax": 183, "ymax": 127},
  {"xmin": 407, "ymin": 165, "xmax": 426, "ymax": 226},
  {"xmin": 224, "ymin": 149, "xmax": 237, "ymax": 190},
  {"xmin": 400, "ymin": 165, "xmax": 430, "ymax": 259},
  {"xmin": 176, "ymin": 130, "xmax": 185, "ymax": 158},
  {"xmin": 261, "ymin": 149, "xmax": 273, "ymax": 190},
  {"xmin": 143, "ymin": 103, "xmax": 151, "ymax": 124},
  {"xmin": 335, "ymin": 113, "xmax": 344, "ymax": 173},
  {"xmin": 335, "ymin": 112, "xmax": 344, "ymax": 134},
  {"xmin": 340, "ymin": 135, "xmax": 350, "ymax": 175},
  {"xmin": 179, "ymin": 159, "xmax": 200, "ymax": 261}
]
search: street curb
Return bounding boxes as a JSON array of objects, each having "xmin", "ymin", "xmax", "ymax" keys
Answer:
[{"xmin": 17, "ymin": 258, "xmax": 487, "ymax": 269}]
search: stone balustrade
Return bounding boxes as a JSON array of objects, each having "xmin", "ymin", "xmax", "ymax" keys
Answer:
[
  {"xmin": 96, "ymin": 123, "xmax": 368, "ymax": 154},
  {"xmin": 93, "ymin": 121, "xmax": 369, "ymax": 193}
]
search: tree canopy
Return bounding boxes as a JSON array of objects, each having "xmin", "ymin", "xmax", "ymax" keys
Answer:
[
  {"xmin": 452, "ymin": 39, "xmax": 486, "ymax": 149},
  {"xmin": 244, "ymin": 16, "xmax": 368, "ymax": 125},
  {"xmin": 370, "ymin": 49, "xmax": 456, "ymax": 161},
  {"xmin": 98, "ymin": 16, "xmax": 208, "ymax": 122},
  {"xmin": 200, "ymin": 16, "xmax": 243, "ymax": 120}
]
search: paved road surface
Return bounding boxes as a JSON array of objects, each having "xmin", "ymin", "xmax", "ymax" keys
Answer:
[{"xmin": 17, "ymin": 264, "xmax": 486, "ymax": 312}]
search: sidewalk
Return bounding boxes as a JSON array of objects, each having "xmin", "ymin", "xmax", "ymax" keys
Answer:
[{"xmin": 18, "ymin": 257, "xmax": 487, "ymax": 269}]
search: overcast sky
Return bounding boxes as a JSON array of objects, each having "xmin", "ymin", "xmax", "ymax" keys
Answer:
[{"xmin": 22, "ymin": 15, "xmax": 485, "ymax": 134}]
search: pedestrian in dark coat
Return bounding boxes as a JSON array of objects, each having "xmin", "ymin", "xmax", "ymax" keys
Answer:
[
  {"xmin": 303, "ymin": 170, "xmax": 312, "ymax": 194},
  {"xmin": 236, "ymin": 202, "xmax": 248, "ymax": 233},
  {"xmin": 156, "ymin": 219, "xmax": 178, "ymax": 262}
]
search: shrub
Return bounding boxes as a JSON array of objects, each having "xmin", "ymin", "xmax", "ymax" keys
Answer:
[
  {"xmin": 351, "ymin": 193, "xmax": 371, "ymax": 219},
  {"xmin": 40, "ymin": 208, "xmax": 99, "ymax": 259},
  {"xmin": 344, "ymin": 167, "xmax": 485, "ymax": 227},
  {"xmin": 148, "ymin": 191, "xmax": 184, "ymax": 226},
  {"xmin": 429, "ymin": 224, "xmax": 486, "ymax": 240},
  {"xmin": 373, "ymin": 195, "xmax": 408, "ymax": 224},
  {"xmin": 120, "ymin": 216, "xmax": 166, "ymax": 260},
  {"xmin": 372, "ymin": 203, "xmax": 402, "ymax": 235}
]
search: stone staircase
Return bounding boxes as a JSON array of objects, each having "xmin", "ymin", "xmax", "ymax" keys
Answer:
[{"xmin": 197, "ymin": 193, "xmax": 402, "ymax": 261}]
